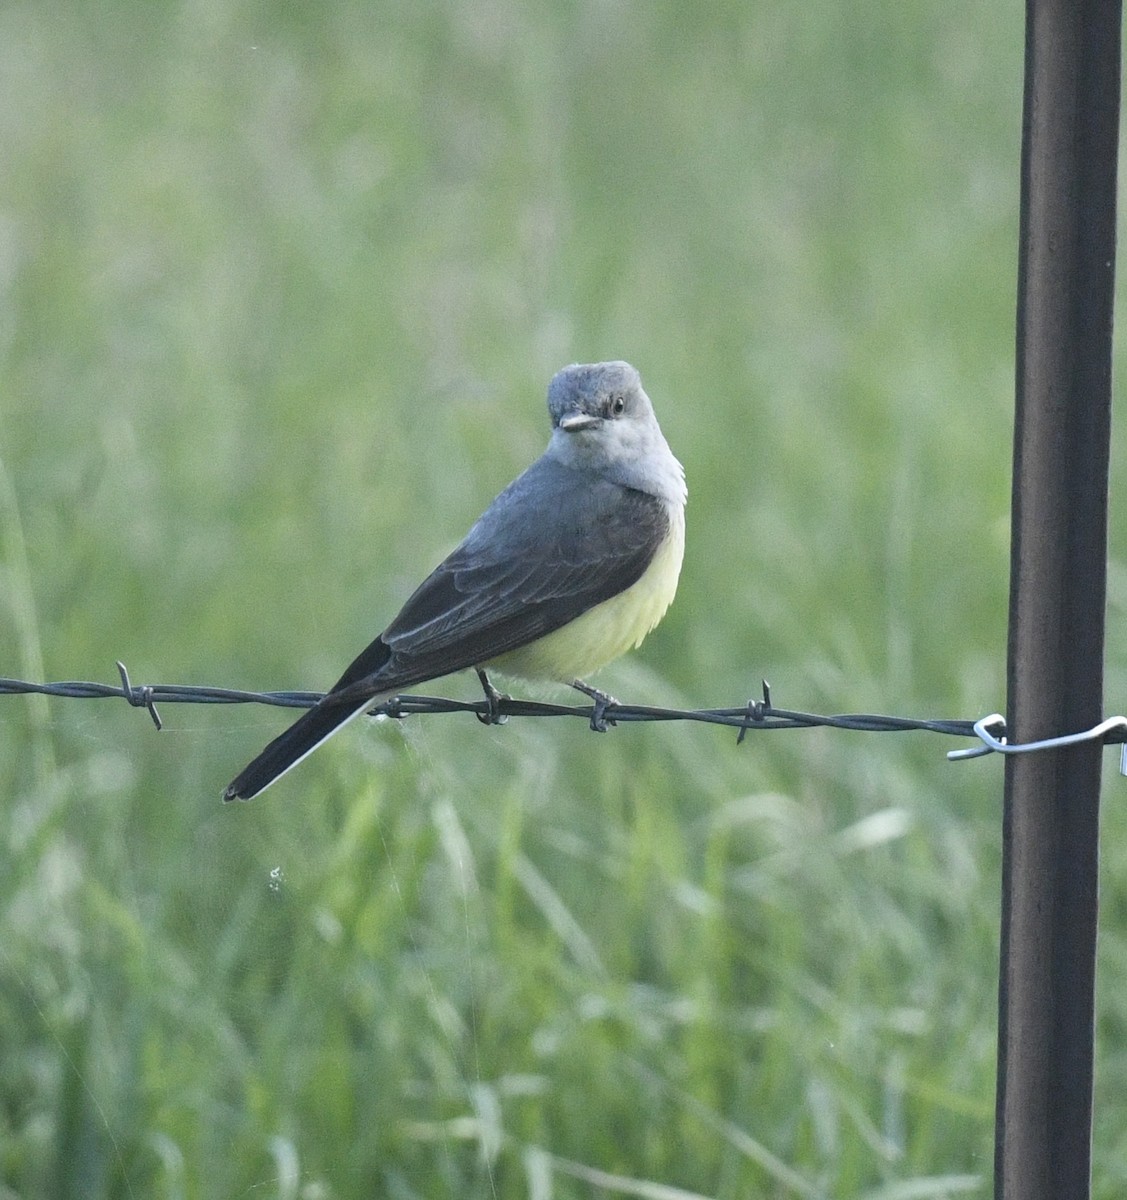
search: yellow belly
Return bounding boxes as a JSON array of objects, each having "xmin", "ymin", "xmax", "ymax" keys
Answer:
[{"xmin": 488, "ymin": 505, "xmax": 685, "ymax": 683}]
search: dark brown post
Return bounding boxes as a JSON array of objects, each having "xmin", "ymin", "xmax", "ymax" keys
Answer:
[{"xmin": 997, "ymin": 1, "xmax": 1120, "ymax": 1196}]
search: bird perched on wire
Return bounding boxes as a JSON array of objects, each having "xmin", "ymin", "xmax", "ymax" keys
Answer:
[{"xmin": 224, "ymin": 360, "xmax": 686, "ymax": 801}]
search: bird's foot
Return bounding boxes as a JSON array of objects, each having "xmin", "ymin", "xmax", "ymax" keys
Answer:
[
  {"xmin": 570, "ymin": 679, "xmax": 619, "ymax": 732},
  {"xmin": 475, "ymin": 668, "xmax": 510, "ymax": 725}
]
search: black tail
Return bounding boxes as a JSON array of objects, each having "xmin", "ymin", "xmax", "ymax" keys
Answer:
[
  {"xmin": 223, "ymin": 696, "xmax": 372, "ymax": 801},
  {"xmin": 224, "ymin": 635, "xmax": 396, "ymax": 801}
]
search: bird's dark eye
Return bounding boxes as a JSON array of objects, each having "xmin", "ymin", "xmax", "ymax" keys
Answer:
[{"xmin": 610, "ymin": 394, "xmax": 626, "ymax": 416}]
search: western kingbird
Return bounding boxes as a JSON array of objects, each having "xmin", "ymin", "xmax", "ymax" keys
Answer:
[{"xmin": 224, "ymin": 361, "xmax": 686, "ymax": 801}]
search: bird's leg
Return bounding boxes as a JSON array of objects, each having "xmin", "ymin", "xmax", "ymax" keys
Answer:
[
  {"xmin": 475, "ymin": 668, "xmax": 510, "ymax": 725},
  {"xmin": 570, "ymin": 679, "xmax": 619, "ymax": 733}
]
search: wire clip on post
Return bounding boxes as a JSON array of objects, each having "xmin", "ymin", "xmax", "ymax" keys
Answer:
[{"xmin": 946, "ymin": 712, "xmax": 1127, "ymax": 775}]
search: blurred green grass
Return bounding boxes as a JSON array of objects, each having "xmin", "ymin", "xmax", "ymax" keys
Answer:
[{"xmin": 3, "ymin": 1, "xmax": 1127, "ymax": 1197}]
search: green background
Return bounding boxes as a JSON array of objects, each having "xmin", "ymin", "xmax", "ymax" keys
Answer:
[{"xmin": 2, "ymin": 1, "xmax": 1126, "ymax": 1197}]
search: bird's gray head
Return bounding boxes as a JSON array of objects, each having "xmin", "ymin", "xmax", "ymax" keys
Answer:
[{"xmin": 545, "ymin": 361, "xmax": 686, "ymax": 504}]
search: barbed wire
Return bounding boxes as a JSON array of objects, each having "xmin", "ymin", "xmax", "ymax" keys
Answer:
[{"xmin": 4, "ymin": 661, "xmax": 1127, "ymax": 766}]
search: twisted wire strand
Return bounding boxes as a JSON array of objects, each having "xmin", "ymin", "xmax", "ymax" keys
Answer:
[{"xmin": 6, "ymin": 662, "xmax": 1122, "ymax": 763}]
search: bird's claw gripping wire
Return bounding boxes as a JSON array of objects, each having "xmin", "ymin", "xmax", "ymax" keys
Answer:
[
  {"xmin": 570, "ymin": 679, "xmax": 619, "ymax": 732},
  {"xmin": 116, "ymin": 660, "xmax": 163, "ymax": 731}
]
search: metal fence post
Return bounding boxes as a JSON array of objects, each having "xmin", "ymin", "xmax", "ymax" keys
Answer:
[{"xmin": 997, "ymin": 1, "xmax": 1120, "ymax": 1196}]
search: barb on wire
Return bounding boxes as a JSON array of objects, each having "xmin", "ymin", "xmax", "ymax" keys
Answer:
[{"xmin": 1, "ymin": 665, "xmax": 1125, "ymax": 767}]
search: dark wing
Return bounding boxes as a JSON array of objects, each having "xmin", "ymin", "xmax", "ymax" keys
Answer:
[{"xmin": 328, "ymin": 456, "xmax": 669, "ymax": 698}]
